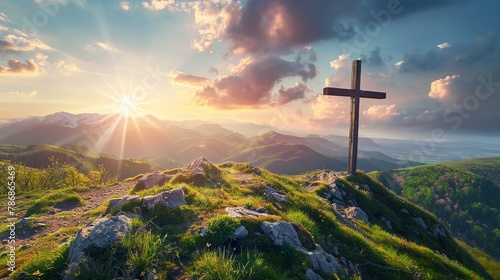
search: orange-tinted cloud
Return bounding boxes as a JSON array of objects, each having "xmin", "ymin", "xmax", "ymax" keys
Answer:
[{"xmin": 0, "ymin": 59, "xmax": 39, "ymax": 74}]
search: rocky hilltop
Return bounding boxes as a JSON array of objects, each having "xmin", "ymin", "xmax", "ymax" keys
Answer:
[{"xmin": 7, "ymin": 158, "xmax": 490, "ymax": 279}]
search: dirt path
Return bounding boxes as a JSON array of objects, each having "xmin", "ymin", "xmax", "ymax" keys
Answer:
[{"xmin": 0, "ymin": 180, "xmax": 137, "ymax": 250}]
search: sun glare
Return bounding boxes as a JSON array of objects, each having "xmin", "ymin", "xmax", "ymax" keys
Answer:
[{"xmin": 116, "ymin": 97, "xmax": 139, "ymax": 116}]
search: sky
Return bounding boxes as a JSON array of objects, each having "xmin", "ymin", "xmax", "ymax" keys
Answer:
[{"xmin": 0, "ymin": 0, "xmax": 499, "ymax": 139}]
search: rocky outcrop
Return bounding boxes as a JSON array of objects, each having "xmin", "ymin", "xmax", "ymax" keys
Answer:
[
  {"xmin": 64, "ymin": 214, "xmax": 135, "ymax": 279},
  {"xmin": 184, "ymin": 157, "xmax": 221, "ymax": 182},
  {"xmin": 261, "ymin": 221, "xmax": 341, "ymax": 276}
]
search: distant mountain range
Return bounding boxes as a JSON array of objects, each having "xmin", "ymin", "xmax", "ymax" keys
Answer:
[{"xmin": 0, "ymin": 112, "xmax": 419, "ymax": 174}]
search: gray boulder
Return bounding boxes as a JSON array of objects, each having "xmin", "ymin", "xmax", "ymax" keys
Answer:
[
  {"xmin": 142, "ymin": 186, "xmax": 186, "ymax": 210},
  {"xmin": 260, "ymin": 221, "xmax": 302, "ymax": 249},
  {"xmin": 344, "ymin": 207, "xmax": 369, "ymax": 224},
  {"xmin": 308, "ymin": 245, "xmax": 341, "ymax": 275},
  {"xmin": 64, "ymin": 214, "xmax": 134, "ymax": 279}
]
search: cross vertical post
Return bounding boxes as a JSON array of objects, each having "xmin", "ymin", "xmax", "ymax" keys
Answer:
[
  {"xmin": 349, "ymin": 60, "xmax": 361, "ymax": 175},
  {"xmin": 323, "ymin": 60, "xmax": 387, "ymax": 176}
]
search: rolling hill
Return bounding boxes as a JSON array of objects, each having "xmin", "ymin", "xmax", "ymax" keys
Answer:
[
  {"xmin": 0, "ymin": 158, "xmax": 492, "ymax": 279},
  {"xmin": 371, "ymin": 160, "xmax": 500, "ymax": 263}
]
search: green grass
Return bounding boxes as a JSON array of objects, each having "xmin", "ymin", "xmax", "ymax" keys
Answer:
[
  {"xmin": 189, "ymin": 248, "xmax": 277, "ymax": 280},
  {"xmin": 25, "ymin": 188, "xmax": 85, "ymax": 216}
]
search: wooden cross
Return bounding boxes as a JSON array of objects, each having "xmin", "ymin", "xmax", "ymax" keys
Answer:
[{"xmin": 323, "ymin": 60, "xmax": 386, "ymax": 175}]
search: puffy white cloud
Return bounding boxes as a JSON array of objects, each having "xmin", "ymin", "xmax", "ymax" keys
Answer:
[
  {"xmin": 428, "ymin": 74, "xmax": 460, "ymax": 101},
  {"xmin": 120, "ymin": 1, "xmax": 130, "ymax": 10},
  {"xmin": 310, "ymin": 94, "xmax": 349, "ymax": 124},
  {"xmin": 142, "ymin": 0, "xmax": 174, "ymax": 11},
  {"xmin": 363, "ymin": 104, "xmax": 400, "ymax": 119},
  {"xmin": 325, "ymin": 54, "xmax": 352, "ymax": 87}
]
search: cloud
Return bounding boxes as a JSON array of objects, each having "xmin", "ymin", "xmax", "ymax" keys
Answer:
[
  {"xmin": 120, "ymin": 1, "xmax": 130, "ymax": 10},
  {"xmin": 363, "ymin": 104, "xmax": 400, "ymax": 120},
  {"xmin": 366, "ymin": 47, "xmax": 384, "ymax": 66},
  {"xmin": 325, "ymin": 54, "xmax": 352, "ymax": 87},
  {"xmin": 0, "ymin": 59, "xmax": 39, "ymax": 74},
  {"xmin": 0, "ymin": 12, "xmax": 10, "ymax": 22},
  {"xmin": 170, "ymin": 71, "xmax": 211, "ymax": 88},
  {"xmin": 142, "ymin": 0, "xmax": 174, "ymax": 11},
  {"xmin": 310, "ymin": 94, "xmax": 349, "ymax": 124},
  {"xmin": 183, "ymin": 0, "xmax": 460, "ymax": 55},
  {"xmin": 1, "ymin": 34, "xmax": 52, "ymax": 53},
  {"xmin": 192, "ymin": 55, "xmax": 317, "ymax": 109},
  {"xmin": 398, "ymin": 33, "xmax": 498, "ymax": 73},
  {"xmin": 276, "ymin": 83, "xmax": 309, "ymax": 105},
  {"xmin": 437, "ymin": 43, "xmax": 451, "ymax": 49},
  {"xmin": 428, "ymin": 75, "xmax": 460, "ymax": 101},
  {"xmin": 8, "ymin": 90, "xmax": 38, "ymax": 98},
  {"xmin": 55, "ymin": 60, "xmax": 80, "ymax": 75},
  {"xmin": 85, "ymin": 41, "xmax": 117, "ymax": 52}
]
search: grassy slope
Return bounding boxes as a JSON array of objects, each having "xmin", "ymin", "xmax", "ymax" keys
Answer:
[
  {"xmin": 0, "ymin": 144, "xmax": 159, "ymax": 180},
  {"xmin": 7, "ymin": 163, "xmax": 490, "ymax": 279}
]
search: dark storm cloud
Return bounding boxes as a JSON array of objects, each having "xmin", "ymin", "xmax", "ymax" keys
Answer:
[
  {"xmin": 193, "ymin": 55, "xmax": 318, "ymax": 109},
  {"xmin": 219, "ymin": 0, "xmax": 461, "ymax": 56}
]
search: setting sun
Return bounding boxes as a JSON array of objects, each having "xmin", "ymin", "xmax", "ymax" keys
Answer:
[{"xmin": 117, "ymin": 97, "xmax": 137, "ymax": 115}]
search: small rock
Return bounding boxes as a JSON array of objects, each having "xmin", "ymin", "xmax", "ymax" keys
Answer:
[
  {"xmin": 332, "ymin": 246, "xmax": 339, "ymax": 256},
  {"xmin": 400, "ymin": 208, "xmax": 410, "ymax": 215},
  {"xmin": 305, "ymin": 268, "xmax": 324, "ymax": 280},
  {"xmin": 340, "ymin": 256, "xmax": 347, "ymax": 266},
  {"xmin": 256, "ymin": 206, "xmax": 268, "ymax": 213},
  {"xmin": 229, "ymin": 226, "xmax": 248, "ymax": 239},
  {"xmin": 358, "ymin": 184, "xmax": 373, "ymax": 194},
  {"xmin": 308, "ymin": 245, "xmax": 341, "ymax": 275},
  {"xmin": 385, "ymin": 220, "xmax": 393, "ymax": 229},
  {"xmin": 37, "ymin": 223, "xmax": 47, "ymax": 227},
  {"xmin": 265, "ymin": 186, "xmax": 290, "ymax": 202},
  {"xmin": 200, "ymin": 227, "xmax": 207, "ymax": 237},
  {"xmin": 344, "ymin": 207, "xmax": 369, "ymax": 224},
  {"xmin": 433, "ymin": 224, "xmax": 446, "ymax": 237},
  {"xmin": 413, "ymin": 217, "xmax": 428, "ymax": 230},
  {"xmin": 18, "ymin": 218, "xmax": 32, "ymax": 227},
  {"xmin": 330, "ymin": 185, "xmax": 343, "ymax": 200},
  {"xmin": 103, "ymin": 195, "xmax": 141, "ymax": 216},
  {"xmin": 20, "ymin": 244, "xmax": 31, "ymax": 250},
  {"xmin": 225, "ymin": 207, "xmax": 269, "ymax": 218}
]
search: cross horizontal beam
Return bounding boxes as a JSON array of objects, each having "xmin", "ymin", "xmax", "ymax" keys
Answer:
[{"xmin": 323, "ymin": 87, "xmax": 386, "ymax": 99}]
